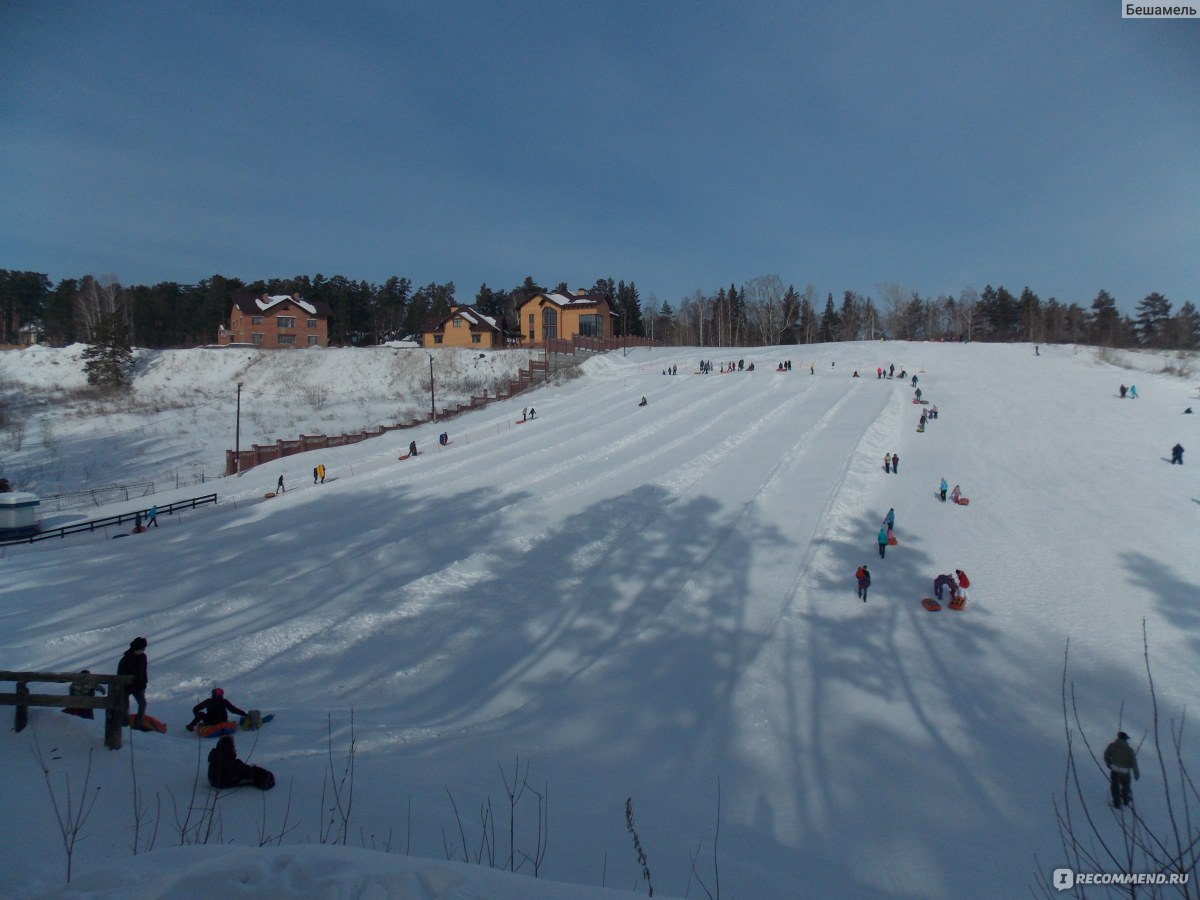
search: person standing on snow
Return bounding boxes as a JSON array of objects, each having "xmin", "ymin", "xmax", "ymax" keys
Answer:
[
  {"xmin": 1171, "ymin": 443, "xmax": 1184, "ymax": 464},
  {"xmin": 884, "ymin": 453, "xmax": 891, "ymax": 474},
  {"xmin": 187, "ymin": 688, "xmax": 248, "ymax": 733},
  {"xmin": 856, "ymin": 565, "xmax": 871, "ymax": 602},
  {"xmin": 884, "ymin": 508, "xmax": 895, "ymax": 533},
  {"xmin": 911, "ymin": 375, "xmax": 919, "ymax": 387},
  {"xmin": 877, "ymin": 526, "xmax": 889, "ymax": 558},
  {"xmin": 117, "ymin": 637, "xmax": 149, "ymax": 730},
  {"xmin": 891, "ymin": 453, "xmax": 899, "ymax": 474},
  {"xmin": 276, "ymin": 474, "xmax": 285, "ymax": 493},
  {"xmin": 939, "ymin": 478, "xmax": 949, "ymax": 502},
  {"xmin": 915, "ymin": 387, "xmax": 922, "ymax": 402},
  {"xmin": 951, "ymin": 485, "xmax": 962, "ymax": 504},
  {"xmin": 1130, "ymin": 384, "xmax": 1138, "ymax": 399},
  {"xmin": 1103, "ymin": 731, "xmax": 1139, "ymax": 808}
]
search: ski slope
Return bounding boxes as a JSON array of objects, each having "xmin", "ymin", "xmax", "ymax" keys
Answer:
[{"xmin": 2, "ymin": 341, "xmax": 1197, "ymax": 898}]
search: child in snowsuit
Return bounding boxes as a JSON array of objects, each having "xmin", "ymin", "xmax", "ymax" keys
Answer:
[
  {"xmin": 856, "ymin": 565, "xmax": 871, "ymax": 602},
  {"xmin": 933, "ymin": 574, "xmax": 956, "ymax": 600},
  {"xmin": 1171, "ymin": 443, "xmax": 1184, "ymax": 464},
  {"xmin": 1103, "ymin": 731, "xmax": 1139, "ymax": 808},
  {"xmin": 1130, "ymin": 385, "xmax": 1138, "ymax": 399},
  {"xmin": 953, "ymin": 569, "xmax": 970, "ymax": 602},
  {"xmin": 63, "ymin": 670, "xmax": 106, "ymax": 719},
  {"xmin": 877, "ymin": 526, "xmax": 889, "ymax": 558},
  {"xmin": 939, "ymin": 478, "xmax": 948, "ymax": 502},
  {"xmin": 207, "ymin": 735, "xmax": 275, "ymax": 791},
  {"xmin": 951, "ymin": 485, "xmax": 961, "ymax": 504},
  {"xmin": 1119, "ymin": 384, "xmax": 1127, "ymax": 398},
  {"xmin": 187, "ymin": 688, "xmax": 248, "ymax": 732}
]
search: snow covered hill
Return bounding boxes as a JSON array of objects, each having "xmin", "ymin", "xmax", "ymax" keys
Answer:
[{"xmin": 1, "ymin": 341, "xmax": 1197, "ymax": 898}]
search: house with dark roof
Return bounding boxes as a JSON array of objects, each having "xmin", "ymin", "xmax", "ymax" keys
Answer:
[
  {"xmin": 218, "ymin": 293, "xmax": 333, "ymax": 348},
  {"xmin": 517, "ymin": 289, "xmax": 616, "ymax": 343},
  {"xmin": 422, "ymin": 305, "xmax": 511, "ymax": 349}
]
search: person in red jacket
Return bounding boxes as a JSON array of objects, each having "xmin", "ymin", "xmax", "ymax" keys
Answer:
[{"xmin": 856, "ymin": 565, "xmax": 871, "ymax": 602}]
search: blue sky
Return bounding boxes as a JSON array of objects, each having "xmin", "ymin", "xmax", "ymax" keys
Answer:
[{"xmin": 2, "ymin": 1, "xmax": 1197, "ymax": 313}]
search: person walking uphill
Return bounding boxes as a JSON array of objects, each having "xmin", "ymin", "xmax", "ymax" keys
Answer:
[
  {"xmin": 856, "ymin": 565, "xmax": 871, "ymax": 602},
  {"xmin": 1171, "ymin": 443, "xmax": 1184, "ymax": 464},
  {"xmin": 1103, "ymin": 731, "xmax": 1139, "ymax": 808},
  {"xmin": 117, "ymin": 637, "xmax": 149, "ymax": 730},
  {"xmin": 877, "ymin": 525, "xmax": 889, "ymax": 558},
  {"xmin": 885, "ymin": 507, "xmax": 895, "ymax": 533},
  {"xmin": 884, "ymin": 453, "xmax": 891, "ymax": 474},
  {"xmin": 187, "ymin": 688, "xmax": 247, "ymax": 733},
  {"xmin": 939, "ymin": 478, "xmax": 949, "ymax": 502},
  {"xmin": 892, "ymin": 453, "xmax": 899, "ymax": 474}
]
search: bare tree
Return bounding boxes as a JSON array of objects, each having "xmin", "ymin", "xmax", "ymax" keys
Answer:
[
  {"xmin": 956, "ymin": 287, "xmax": 980, "ymax": 341},
  {"xmin": 878, "ymin": 282, "xmax": 908, "ymax": 339},
  {"xmin": 744, "ymin": 275, "xmax": 796, "ymax": 346},
  {"xmin": 75, "ymin": 274, "xmax": 127, "ymax": 342}
]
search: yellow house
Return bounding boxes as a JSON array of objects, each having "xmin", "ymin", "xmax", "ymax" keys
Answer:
[
  {"xmin": 422, "ymin": 305, "xmax": 508, "ymax": 349},
  {"xmin": 518, "ymin": 289, "xmax": 616, "ymax": 343}
]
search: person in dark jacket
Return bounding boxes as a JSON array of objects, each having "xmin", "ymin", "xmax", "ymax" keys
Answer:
[
  {"xmin": 207, "ymin": 735, "xmax": 275, "ymax": 791},
  {"xmin": 1103, "ymin": 731, "xmax": 1139, "ymax": 808},
  {"xmin": 856, "ymin": 565, "xmax": 871, "ymax": 602},
  {"xmin": 408, "ymin": 440, "xmax": 418, "ymax": 457},
  {"xmin": 117, "ymin": 637, "xmax": 149, "ymax": 730},
  {"xmin": 891, "ymin": 453, "xmax": 899, "ymax": 474},
  {"xmin": 933, "ymin": 573, "xmax": 956, "ymax": 600},
  {"xmin": 1171, "ymin": 443, "xmax": 1184, "ymax": 464},
  {"xmin": 187, "ymin": 688, "xmax": 248, "ymax": 732}
]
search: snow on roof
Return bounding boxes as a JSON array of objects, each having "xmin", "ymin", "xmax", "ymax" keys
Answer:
[
  {"xmin": 544, "ymin": 291, "xmax": 603, "ymax": 307},
  {"xmin": 457, "ymin": 307, "xmax": 499, "ymax": 330},
  {"xmin": 256, "ymin": 294, "xmax": 318, "ymax": 316}
]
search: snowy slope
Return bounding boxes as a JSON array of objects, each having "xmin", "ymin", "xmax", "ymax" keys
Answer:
[{"xmin": 1, "ymin": 342, "xmax": 1197, "ymax": 898}]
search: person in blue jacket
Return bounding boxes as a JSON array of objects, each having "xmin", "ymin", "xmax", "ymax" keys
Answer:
[
  {"xmin": 884, "ymin": 508, "xmax": 895, "ymax": 531},
  {"xmin": 877, "ymin": 526, "xmax": 889, "ymax": 558},
  {"xmin": 939, "ymin": 478, "xmax": 949, "ymax": 502}
]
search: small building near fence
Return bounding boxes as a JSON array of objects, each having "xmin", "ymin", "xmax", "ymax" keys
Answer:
[{"xmin": 0, "ymin": 491, "xmax": 41, "ymax": 537}]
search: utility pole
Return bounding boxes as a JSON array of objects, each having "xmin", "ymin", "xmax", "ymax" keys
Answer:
[
  {"xmin": 235, "ymin": 381, "xmax": 244, "ymax": 475},
  {"xmin": 429, "ymin": 354, "xmax": 436, "ymax": 420}
]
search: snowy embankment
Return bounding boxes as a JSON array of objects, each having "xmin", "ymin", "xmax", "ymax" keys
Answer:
[{"xmin": 1, "ymin": 341, "xmax": 1197, "ymax": 899}]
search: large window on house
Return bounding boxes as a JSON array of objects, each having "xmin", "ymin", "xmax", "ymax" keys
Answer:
[
  {"xmin": 541, "ymin": 308, "xmax": 558, "ymax": 340},
  {"xmin": 471, "ymin": 334, "xmax": 481, "ymax": 343},
  {"xmin": 452, "ymin": 318, "xmax": 461, "ymax": 328},
  {"xmin": 251, "ymin": 315, "xmax": 263, "ymax": 325},
  {"xmin": 307, "ymin": 335, "xmax": 319, "ymax": 345},
  {"xmin": 528, "ymin": 313, "xmax": 535, "ymax": 340},
  {"xmin": 434, "ymin": 334, "xmax": 443, "ymax": 344},
  {"xmin": 578, "ymin": 314, "xmax": 602, "ymax": 337},
  {"xmin": 277, "ymin": 316, "xmax": 295, "ymax": 328},
  {"xmin": 251, "ymin": 333, "xmax": 264, "ymax": 344},
  {"xmin": 307, "ymin": 318, "xmax": 317, "ymax": 328},
  {"xmin": 277, "ymin": 334, "xmax": 296, "ymax": 345}
]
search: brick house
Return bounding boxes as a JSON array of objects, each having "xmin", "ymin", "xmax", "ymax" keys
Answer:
[
  {"xmin": 517, "ymin": 289, "xmax": 616, "ymax": 343},
  {"xmin": 422, "ymin": 305, "xmax": 511, "ymax": 349},
  {"xmin": 218, "ymin": 293, "xmax": 332, "ymax": 348}
]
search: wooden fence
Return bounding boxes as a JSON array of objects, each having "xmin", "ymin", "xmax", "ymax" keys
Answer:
[{"xmin": 0, "ymin": 670, "xmax": 132, "ymax": 749}]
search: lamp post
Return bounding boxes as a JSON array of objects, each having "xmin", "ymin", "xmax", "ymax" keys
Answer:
[
  {"xmin": 234, "ymin": 381, "xmax": 244, "ymax": 475},
  {"xmin": 429, "ymin": 354, "xmax": 436, "ymax": 421}
]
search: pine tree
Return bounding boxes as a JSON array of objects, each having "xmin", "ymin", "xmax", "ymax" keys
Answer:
[
  {"xmin": 81, "ymin": 310, "xmax": 133, "ymax": 387},
  {"xmin": 1134, "ymin": 292, "xmax": 1172, "ymax": 348}
]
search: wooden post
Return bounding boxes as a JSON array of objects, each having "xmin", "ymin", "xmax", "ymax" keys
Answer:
[
  {"xmin": 15, "ymin": 681, "xmax": 29, "ymax": 732},
  {"xmin": 105, "ymin": 687, "xmax": 126, "ymax": 750}
]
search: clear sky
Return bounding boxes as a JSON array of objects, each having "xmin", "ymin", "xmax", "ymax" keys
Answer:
[{"xmin": 2, "ymin": 1, "xmax": 1197, "ymax": 313}]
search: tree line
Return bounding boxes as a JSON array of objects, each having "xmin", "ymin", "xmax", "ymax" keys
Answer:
[
  {"xmin": 645, "ymin": 278, "xmax": 1197, "ymax": 350},
  {"xmin": 1, "ymin": 268, "xmax": 1195, "ymax": 351}
]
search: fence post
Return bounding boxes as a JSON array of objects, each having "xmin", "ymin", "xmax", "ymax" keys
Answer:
[
  {"xmin": 15, "ymin": 681, "xmax": 29, "ymax": 732},
  {"xmin": 105, "ymin": 686, "xmax": 126, "ymax": 750}
]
